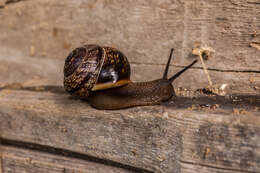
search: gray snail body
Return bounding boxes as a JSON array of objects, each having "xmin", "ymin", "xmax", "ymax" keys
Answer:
[{"xmin": 63, "ymin": 44, "xmax": 197, "ymax": 110}]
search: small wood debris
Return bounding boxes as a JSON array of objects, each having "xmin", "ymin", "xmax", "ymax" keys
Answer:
[
  {"xmin": 232, "ymin": 108, "xmax": 249, "ymax": 115},
  {"xmin": 30, "ymin": 45, "xmax": 36, "ymax": 56},
  {"xmin": 16, "ymin": 8, "xmax": 22, "ymax": 16},
  {"xmin": 250, "ymin": 42, "xmax": 260, "ymax": 50},
  {"xmin": 162, "ymin": 112, "xmax": 169, "ymax": 119},
  {"xmin": 250, "ymin": 34, "xmax": 260, "ymax": 50},
  {"xmin": 188, "ymin": 104, "xmax": 219, "ymax": 111},
  {"xmin": 205, "ymin": 147, "xmax": 210, "ymax": 156}
]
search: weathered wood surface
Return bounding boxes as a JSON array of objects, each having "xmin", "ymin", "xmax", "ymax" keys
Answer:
[
  {"xmin": 1, "ymin": 146, "xmax": 133, "ymax": 173},
  {"xmin": 0, "ymin": 47, "xmax": 259, "ymax": 96},
  {"xmin": 0, "ymin": 87, "xmax": 260, "ymax": 173},
  {"xmin": 0, "ymin": 0, "xmax": 260, "ymax": 173},
  {"xmin": 0, "ymin": 0, "xmax": 260, "ymax": 94}
]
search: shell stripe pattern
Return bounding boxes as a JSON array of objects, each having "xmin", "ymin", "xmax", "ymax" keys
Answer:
[
  {"xmin": 63, "ymin": 45, "xmax": 105, "ymax": 97},
  {"xmin": 96, "ymin": 47, "xmax": 130, "ymax": 85}
]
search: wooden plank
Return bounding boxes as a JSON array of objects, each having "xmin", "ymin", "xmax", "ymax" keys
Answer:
[
  {"xmin": 0, "ymin": 47, "xmax": 63, "ymax": 86},
  {"xmin": 0, "ymin": 0, "xmax": 260, "ymax": 172},
  {"xmin": 0, "ymin": 48, "xmax": 259, "ymax": 95},
  {"xmin": 0, "ymin": 88, "xmax": 259, "ymax": 172},
  {"xmin": 0, "ymin": 0, "xmax": 259, "ymax": 71},
  {"xmin": 1, "ymin": 146, "xmax": 134, "ymax": 173},
  {"xmin": 180, "ymin": 162, "xmax": 246, "ymax": 173},
  {"xmin": 1, "ymin": 0, "xmax": 260, "ymax": 95},
  {"xmin": 0, "ymin": 146, "xmax": 3, "ymax": 173}
]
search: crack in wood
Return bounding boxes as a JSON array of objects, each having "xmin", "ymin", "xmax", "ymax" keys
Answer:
[
  {"xmin": 246, "ymin": 0, "xmax": 260, "ymax": 5},
  {"xmin": 0, "ymin": 0, "xmax": 27, "ymax": 8},
  {"xmin": 130, "ymin": 62, "xmax": 260, "ymax": 74},
  {"xmin": 0, "ymin": 84, "xmax": 65, "ymax": 94},
  {"xmin": 228, "ymin": 0, "xmax": 260, "ymax": 7},
  {"xmin": 0, "ymin": 137, "xmax": 152, "ymax": 173},
  {"xmin": 179, "ymin": 159, "xmax": 259, "ymax": 173}
]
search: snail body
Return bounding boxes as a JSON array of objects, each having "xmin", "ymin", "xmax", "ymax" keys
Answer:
[
  {"xmin": 64, "ymin": 44, "xmax": 197, "ymax": 110},
  {"xmin": 88, "ymin": 79, "xmax": 174, "ymax": 110}
]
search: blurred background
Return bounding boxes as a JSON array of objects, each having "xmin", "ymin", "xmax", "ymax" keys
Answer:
[{"xmin": 0, "ymin": 0, "xmax": 260, "ymax": 94}]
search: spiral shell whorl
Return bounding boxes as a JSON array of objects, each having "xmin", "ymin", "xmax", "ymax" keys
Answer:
[
  {"xmin": 64, "ymin": 44, "xmax": 131, "ymax": 99},
  {"xmin": 63, "ymin": 44, "xmax": 104, "ymax": 98}
]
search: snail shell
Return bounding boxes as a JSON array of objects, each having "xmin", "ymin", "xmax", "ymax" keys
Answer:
[{"xmin": 63, "ymin": 44, "xmax": 131, "ymax": 98}]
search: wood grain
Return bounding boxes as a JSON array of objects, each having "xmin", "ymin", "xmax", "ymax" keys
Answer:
[
  {"xmin": 0, "ymin": 47, "xmax": 259, "ymax": 95},
  {"xmin": 0, "ymin": 0, "xmax": 259, "ymax": 72},
  {"xmin": 0, "ymin": 146, "xmax": 3, "ymax": 173},
  {"xmin": 1, "ymin": 146, "xmax": 134, "ymax": 173},
  {"xmin": 0, "ymin": 88, "xmax": 259, "ymax": 172},
  {"xmin": 0, "ymin": 0, "xmax": 260, "ymax": 172}
]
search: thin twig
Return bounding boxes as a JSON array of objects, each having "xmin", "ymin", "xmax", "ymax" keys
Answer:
[{"xmin": 198, "ymin": 50, "xmax": 213, "ymax": 86}]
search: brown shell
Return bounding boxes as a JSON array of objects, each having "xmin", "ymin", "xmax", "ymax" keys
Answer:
[
  {"xmin": 93, "ymin": 46, "xmax": 131, "ymax": 91},
  {"xmin": 63, "ymin": 44, "xmax": 131, "ymax": 98}
]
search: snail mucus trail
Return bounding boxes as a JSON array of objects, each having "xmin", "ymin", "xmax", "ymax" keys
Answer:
[{"xmin": 63, "ymin": 44, "xmax": 197, "ymax": 110}]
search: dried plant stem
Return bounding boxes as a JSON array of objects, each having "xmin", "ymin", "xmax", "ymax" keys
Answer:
[{"xmin": 199, "ymin": 50, "xmax": 213, "ymax": 87}]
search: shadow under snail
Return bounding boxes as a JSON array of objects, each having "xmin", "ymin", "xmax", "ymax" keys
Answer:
[{"xmin": 63, "ymin": 44, "xmax": 197, "ymax": 110}]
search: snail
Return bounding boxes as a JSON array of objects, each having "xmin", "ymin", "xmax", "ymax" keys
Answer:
[{"xmin": 63, "ymin": 44, "xmax": 197, "ymax": 110}]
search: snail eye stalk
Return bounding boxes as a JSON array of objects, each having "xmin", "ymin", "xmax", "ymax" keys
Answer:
[
  {"xmin": 162, "ymin": 48, "xmax": 197, "ymax": 83},
  {"xmin": 163, "ymin": 48, "xmax": 174, "ymax": 79},
  {"xmin": 167, "ymin": 60, "xmax": 197, "ymax": 83}
]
